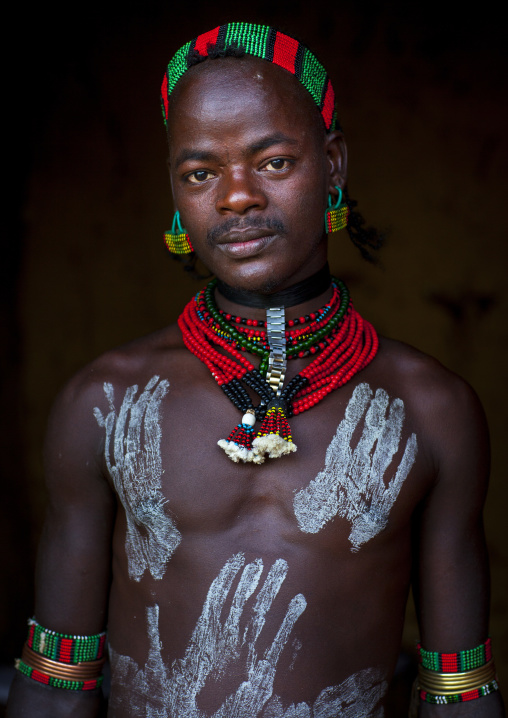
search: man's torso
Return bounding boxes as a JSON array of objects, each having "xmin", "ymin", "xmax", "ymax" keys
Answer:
[{"xmin": 87, "ymin": 327, "xmax": 443, "ymax": 717}]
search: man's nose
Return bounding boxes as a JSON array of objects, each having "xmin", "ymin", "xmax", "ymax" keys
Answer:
[{"xmin": 215, "ymin": 171, "xmax": 268, "ymax": 215}]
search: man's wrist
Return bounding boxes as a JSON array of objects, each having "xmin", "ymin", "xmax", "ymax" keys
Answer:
[
  {"xmin": 416, "ymin": 639, "xmax": 499, "ymax": 706},
  {"xmin": 14, "ymin": 617, "xmax": 106, "ymax": 692}
]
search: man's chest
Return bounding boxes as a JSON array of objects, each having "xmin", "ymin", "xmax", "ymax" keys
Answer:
[{"xmin": 96, "ymin": 373, "xmax": 430, "ymax": 560}]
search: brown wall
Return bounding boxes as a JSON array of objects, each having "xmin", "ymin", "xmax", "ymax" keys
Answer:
[{"xmin": 3, "ymin": 0, "xmax": 507, "ymax": 699}]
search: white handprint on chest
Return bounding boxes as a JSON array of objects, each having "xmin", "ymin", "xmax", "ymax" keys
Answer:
[
  {"xmin": 109, "ymin": 553, "xmax": 387, "ymax": 717},
  {"xmin": 94, "ymin": 375, "xmax": 182, "ymax": 581},
  {"xmin": 294, "ymin": 383, "xmax": 418, "ymax": 550}
]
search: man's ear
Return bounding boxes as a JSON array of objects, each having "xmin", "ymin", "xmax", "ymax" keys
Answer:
[{"xmin": 324, "ymin": 131, "xmax": 348, "ymax": 194}]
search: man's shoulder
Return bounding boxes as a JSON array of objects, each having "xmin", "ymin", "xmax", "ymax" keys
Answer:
[
  {"xmin": 52, "ymin": 323, "xmax": 186, "ymax": 423},
  {"xmin": 373, "ymin": 336, "xmax": 487, "ymax": 451},
  {"xmin": 377, "ymin": 335, "xmax": 478, "ymax": 393}
]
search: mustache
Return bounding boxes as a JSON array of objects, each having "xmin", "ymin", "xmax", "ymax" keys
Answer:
[{"xmin": 207, "ymin": 216, "xmax": 286, "ymax": 244}]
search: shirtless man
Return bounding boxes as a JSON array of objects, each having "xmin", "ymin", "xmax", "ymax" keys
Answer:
[{"xmin": 7, "ymin": 22, "xmax": 504, "ymax": 718}]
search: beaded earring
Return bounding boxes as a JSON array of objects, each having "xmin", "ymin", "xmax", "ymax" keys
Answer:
[
  {"xmin": 164, "ymin": 211, "xmax": 193, "ymax": 254},
  {"xmin": 324, "ymin": 187, "xmax": 349, "ymax": 234}
]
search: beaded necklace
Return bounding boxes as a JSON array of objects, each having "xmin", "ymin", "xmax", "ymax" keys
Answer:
[
  {"xmin": 197, "ymin": 280, "xmax": 348, "ymax": 370},
  {"xmin": 178, "ymin": 278, "xmax": 378, "ymax": 464}
]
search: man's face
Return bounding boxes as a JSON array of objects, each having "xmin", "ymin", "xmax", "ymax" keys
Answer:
[{"xmin": 167, "ymin": 56, "xmax": 346, "ymax": 293}]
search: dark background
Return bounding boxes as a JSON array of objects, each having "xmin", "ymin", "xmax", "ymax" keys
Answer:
[{"xmin": 3, "ymin": 1, "xmax": 507, "ymax": 713}]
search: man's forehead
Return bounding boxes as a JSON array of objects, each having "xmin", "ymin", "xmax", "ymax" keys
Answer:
[
  {"xmin": 178, "ymin": 53, "xmax": 276, "ymax": 90},
  {"xmin": 166, "ymin": 58, "xmax": 324, "ymax": 153},
  {"xmin": 170, "ymin": 55, "xmax": 315, "ymax": 114}
]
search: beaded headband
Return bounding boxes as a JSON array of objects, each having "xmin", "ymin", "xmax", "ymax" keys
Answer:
[{"xmin": 161, "ymin": 22, "xmax": 338, "ymax": 131}]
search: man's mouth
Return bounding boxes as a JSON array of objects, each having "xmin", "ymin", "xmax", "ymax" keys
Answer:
[
  {"xmin": 207, "ymin": 217, "xmax": 286, "ymax": 245},
  {"xmin": 217, "ymin": 227, "xmax": 274, "ymax": 244},
  {"xmin": 216, "ymin": 232, "xmax": 276, "ymax": 258}
]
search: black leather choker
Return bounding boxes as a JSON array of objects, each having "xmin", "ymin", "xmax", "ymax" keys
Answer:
[{"xmin": 216, "ymin": 264, "xmax": 332, "ymax": 309}]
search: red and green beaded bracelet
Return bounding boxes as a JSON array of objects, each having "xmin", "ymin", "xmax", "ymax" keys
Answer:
[
  {"xmin": 26, "ymin": 617, "xmax": 106, "ymax": 664},
  {"xmin": 420, "ymin": 680, "xmax": 499, "ymax": 705},
  {"xmin": 417, "ymin": 638, "xmax": 493, "ymax": 673},
  {"xmin": 16, "ymin": 659, "xmax": 103, "ymax": 691}
]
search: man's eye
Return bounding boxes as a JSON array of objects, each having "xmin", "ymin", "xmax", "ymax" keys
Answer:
[
  {"xmin": 188, "ymin": 170, "xmax": 213, "ymax": 183},
  {"xmin": 264, "ymin": 158, "xmax": 290, "ymax": 171}
]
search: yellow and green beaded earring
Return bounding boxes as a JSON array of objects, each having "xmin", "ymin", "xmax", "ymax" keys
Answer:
[
  {"xmin": 324, "ymin": 187, "xmax": 349, "ymax": 234},
  {"xmin": 164, "ymin": 211, "xmax": 193, "ymax": 254}
]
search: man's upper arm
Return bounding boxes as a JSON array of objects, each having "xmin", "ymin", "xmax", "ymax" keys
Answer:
[
  {"xmin": 34, "ymin": 369, "xmax": 116, "ymax": 634},
  {"xmin": 414, "ymin": 376, "xmax": 490, "ymax": 649},
  {"xmin": 413, "ymin": 374, "xmax": 504, "ymax": 716}
]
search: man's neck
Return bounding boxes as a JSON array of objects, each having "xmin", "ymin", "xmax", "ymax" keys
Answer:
[{"xmin": 215, "ymin": 264, "xmax": 334, "ymax": 322}]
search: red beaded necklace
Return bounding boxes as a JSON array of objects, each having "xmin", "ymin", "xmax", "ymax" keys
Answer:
[{"xmin": 178, "ymin": 278, "xmax": 378, "ymax": 464}]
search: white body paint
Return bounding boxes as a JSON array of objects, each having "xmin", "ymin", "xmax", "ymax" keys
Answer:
[
  {"xmin": 94, "ymin": 375, "xmax": 181, "ymax": 581},
  {"xmin": 294, "ymin": 383, "xmax": 418, "ymax": 550},
  {"xmin": 109, "ymin": 554, "xmax": 387, "ymax": 718}
]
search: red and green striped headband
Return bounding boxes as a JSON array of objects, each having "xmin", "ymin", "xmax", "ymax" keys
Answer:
[{"xmin": 161, "ymin": 22, "xmax": 338, "ymax": 131}]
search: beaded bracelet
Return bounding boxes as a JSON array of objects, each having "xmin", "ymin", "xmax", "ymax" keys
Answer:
[
  {"xmin": 419, "ymin": 679, "xmax": 499, "ymax": 705},
  {"xmin": 26, "ymin": 617, "xmax": 106, "ymax": 663},
  {"xmin": 418, "ymin": 637, "xmax": 493, "ymax": 673},
  {"xmin": 15, "ymin": 618, "xmax": 106, "ymax": 691},
  {"xmin": 16, "ymin": 657, "xmax": 104, "ymax": 691},
  {"xmin": 417, "ymin": 639, "xmax": 499, "ymax": 704}
]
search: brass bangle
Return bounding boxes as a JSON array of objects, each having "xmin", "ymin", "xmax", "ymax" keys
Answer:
[
  {"xmin": 21, "ymin": 643, "xmax": 105, "ymax": 681},
  {"xmin": 417, "ymin": 659, "xmax": 497, "ymax": 696}
]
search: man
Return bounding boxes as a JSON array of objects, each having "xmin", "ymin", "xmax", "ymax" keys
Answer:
[{"xmin": 7, "ymin": 22, "xmax": 504, "ymax": 718}]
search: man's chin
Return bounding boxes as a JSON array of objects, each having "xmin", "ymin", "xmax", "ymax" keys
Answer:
[
  {"xmin": 205, "ymin": 255, "xmax": 284, "ymax": 295},
  {"xmin": 217, "ymin": 269, "xmax": 300, "ymax": 297}
]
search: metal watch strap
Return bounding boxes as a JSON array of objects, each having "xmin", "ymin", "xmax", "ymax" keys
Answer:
[{"xmin": 265, "ymin": 306, "xmax": 287, "ymax": 396}]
